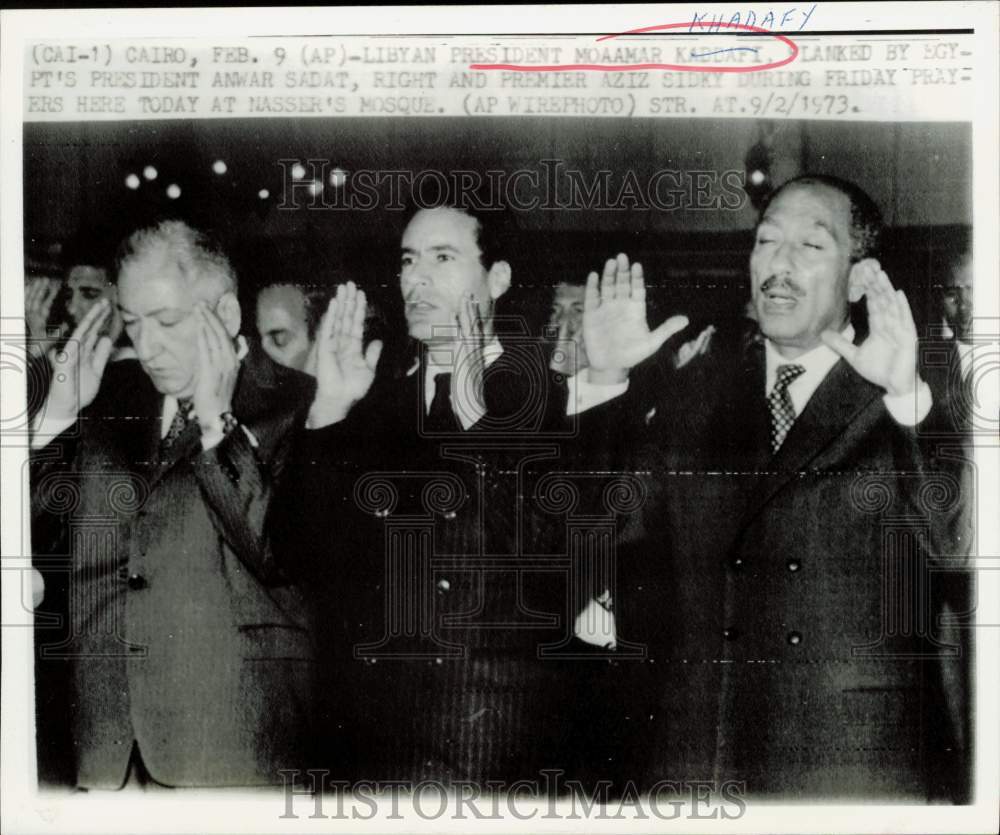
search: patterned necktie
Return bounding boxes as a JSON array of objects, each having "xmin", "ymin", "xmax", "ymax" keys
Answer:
[
  {"xmin": 160, "ymin": 397, "xmax": 194, "ymax": 455},
  {"xmin": 426, "ymin": 372, "xmax": 458, "ymax": 432},
  {"xmin": 767, "ymin": 364, "xmax": 806, "ymax": 454}
]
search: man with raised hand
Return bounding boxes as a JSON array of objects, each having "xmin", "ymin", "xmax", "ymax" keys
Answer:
[
  {"xmin": 272, "ymin": 204, "xmax": 692, "ymax": 788},
  {"xmin": 29, "ymin": 219, "xmax": 315, "ymax": 789},
  {"xmin": 580, "ymin": 175, "xmax": 970, "ymax": 800}
]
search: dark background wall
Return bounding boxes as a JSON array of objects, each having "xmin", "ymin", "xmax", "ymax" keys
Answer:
[{"xmin": 23, "ymin": 117, "xmax": 971, "ymax": 339}]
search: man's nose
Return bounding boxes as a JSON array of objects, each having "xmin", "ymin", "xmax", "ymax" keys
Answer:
[
  {"xmin": 769, "ymin": 242, "xmax": 793, "ymax": 275},
  {"xmin": 402, "ymin": 264, "xmax": 430, "ymax": 293},
  {"xmin": 134, "ymin": 325, "xmax": 160, "ymax": 360},
  {"xmin": 67, "ymin": 297, "xmax": 84, "ymax": 324}
]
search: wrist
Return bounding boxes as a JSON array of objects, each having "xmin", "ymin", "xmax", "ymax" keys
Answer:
[
  {"xmin": 884, "ymin": 376, "xmax": 920, "ymax": 399},
  {"xmin": 586, "ymin": 367, "xmax": 629, "ymax": 386},
  {"xmin": 307, "ymin": 396, "xmax": 353, "ymax": 429}
]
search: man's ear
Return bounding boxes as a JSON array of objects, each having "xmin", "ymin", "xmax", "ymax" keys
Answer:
[
  {"xmin": 487, "ymin": 260, "xmax": 512, "ymax": 301},
  {"xmin": 215, "ymin": 291, "xmax": 242, "ymax": 338}
]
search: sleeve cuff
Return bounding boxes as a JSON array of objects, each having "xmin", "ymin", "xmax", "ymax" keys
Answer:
[
  {"xmin": 30, "ymin": 414, "xmax": 76, "ymax": 449},
  {"xmin": 566, "ymin": 372, "xmax": 629, "ymax": 416},
  {"xmin": 883, "ymin": 380, "xmax": 933, "ymax": 426}
]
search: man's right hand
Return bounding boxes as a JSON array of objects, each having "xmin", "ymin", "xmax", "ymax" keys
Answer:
[
  {"xmin": 43, "ymin": 298, "xmax": 113, "ymax": 422},
  {"xmin": 583, "ymin": 253, "xmax": 688, "ymax": 384},
  {"xmin": 307, "ymin": 281, "xmax": 383, "ymax": 429},
  {"xmin": 25, "ymin": 276, "xmax": 61, "ymax": 341}
]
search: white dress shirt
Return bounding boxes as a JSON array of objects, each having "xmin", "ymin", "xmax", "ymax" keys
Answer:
[
  {"xmin": 410, "ymin": 337, "xmax": 504, "ymax": 430},
  {"xmin": 32, "ymin": 335, "xmax": 251, "ymax": 451},
  {"xmin": 764, "ymin": 325, "xmax": 932, "ymax": 426}
]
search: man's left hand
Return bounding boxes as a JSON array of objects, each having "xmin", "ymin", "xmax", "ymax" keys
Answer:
[
  {"xmin": 822, "ymin": 259, "xmax": 921, "ymax": 397},
  {"xmin": 193, "ymin": 301, "xmax": 238, "ymax": 433},
  {"xmin": 452, "ymin": 294, "xmax": 487, "ymax": 429}
]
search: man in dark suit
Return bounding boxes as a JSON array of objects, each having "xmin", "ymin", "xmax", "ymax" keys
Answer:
[
  {"xmin": 272, "ymin": 205, "xmax": 689, "ymax": 787},
  {"xmin": 577, "ymin": 176, "xmax": 972, "ymax": 799},
  {"xmin": 30, "ymin": 220, "xmax": 315, "ymax": 789}
]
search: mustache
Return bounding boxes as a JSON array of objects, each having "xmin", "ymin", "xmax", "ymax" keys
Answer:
[{"xmin": 760, "ymin": 276, "xmax": 805, "ymax": 297}]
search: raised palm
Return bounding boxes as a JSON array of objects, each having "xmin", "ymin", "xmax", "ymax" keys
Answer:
[
  {"xmin": 309, "ymin": 282, "xmax": 383, "ymax": 428},
  {"xmin": 45, "ymin": 298, "xmax": 112, "ymax": 421},
  {"xmin": 822, "ymin": 260, "xmax": 919, "ymax": 397},
  {"xmin": 583, "ymin": 253, "xmax": 689, "ymax": 376}
]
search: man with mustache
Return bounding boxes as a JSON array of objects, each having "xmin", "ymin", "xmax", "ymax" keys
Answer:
[
  {"xmin": 272, "ymin": 204, "xmax": 679, "ymax": 787},
  {"xmin": 579, "ymin": 175, "xmax": 971, "ymax": 799}
]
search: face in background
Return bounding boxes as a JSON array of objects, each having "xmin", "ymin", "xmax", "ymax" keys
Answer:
[
  {"xmin": 548, "ymin": 282, "xmax": 588, "ymax": 375},
  {"xmin": 750, "ymin": 183, "xmax": 854, "ymax": 358},
  {"xmin": 256, "ymin": 284, "xmax": 313, "ymax": 372},
  {"xmin": 399, "ymin": 207, "xmax": 510, "ymax": 345},
  {"xmin": 117, "ymin": 246, "xmax": 240, "ymax": 398},
  {"xmin": 66, "ymin": 265, "xmax": 122, "ymax": 339},
  {"xmin": 942, "ymin": 256, "xmax": 973, "ymax": 342}
]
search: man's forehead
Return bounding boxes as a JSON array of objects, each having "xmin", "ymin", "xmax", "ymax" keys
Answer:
[
  {"xmin": 67, "ymin": 265, "xmax": 107, "ymax": 286},
  {"xmin": 760, "ymin": 183, "xmax": 851, "ymax": 237},
  {"xmin": 402, "ymin": 206, "xmax": 480, "ymax": 250},
  {"xmin": 118, "ymin": 252, "xmax": 195, "ymax": 305}
]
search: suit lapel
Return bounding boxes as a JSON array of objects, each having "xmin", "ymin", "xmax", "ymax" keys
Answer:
[{"xmin": 739, "ymin": 358, "xmax": 881, "ymax": 526}]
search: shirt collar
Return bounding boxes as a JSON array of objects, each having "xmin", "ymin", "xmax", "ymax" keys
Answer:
[
  {"xmin": 764, "ymin": 323, "xmax": 853, "ymax": 396},
  {"xmin": 407, "ymin": 337, "xmax": 504, "ymax": 378}
]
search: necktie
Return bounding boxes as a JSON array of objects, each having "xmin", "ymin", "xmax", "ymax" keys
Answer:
[
  {"xmin": 427, "ymin": 372, "xmax": 458, "ymax": 432},
  {"xmin": 160, "ymin": 397, "xmax": 194, "ymax": 456},
  {"xmin": 767, "ymin": 364, "xmax": 805, "ymax": 453}
]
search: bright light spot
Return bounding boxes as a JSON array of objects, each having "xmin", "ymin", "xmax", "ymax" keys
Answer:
[
  {"xmin": 749, "ymin": 169, "xmax": 766, "ymax": 187},
  {"xmin": 212, "ymin": 159, "xmax": 228, "ymax": 175},
  {"xmin": 329, "ymin": 167, "xmax": 347, "ymax": 188},
  {"xmin": 125, "ymin": 173, "xmax": 141, "ymax": 190},
  {"xmin": 142, "ymin": 166, "xmax": 157, "ymax": 181},
  {"xmin": 258, "ymin": 188, "xmax": 270, "ymax": 200},
  {"xmin": 291, "ymin": 163, "xmax": 306, "ymax": 180},
  {"xmin": 307, "ymin": 180, "xmax": 323, "ymax": 197},
  {"xmin": 166, "ymin": 183, "xmax": 181, "ymax": 199}
]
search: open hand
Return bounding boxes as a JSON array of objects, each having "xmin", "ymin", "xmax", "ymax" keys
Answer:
[
  {"xmin": 583, "ymin": 253, "xmax": 688, "ymax": 383},
  {"xmin": 44, "ymin": 298, "xmax": 112, "ymax": 421},
  {"xmin": 821, "ymin": 259, "xmax": 920, "ymax": 397},
  {"xmin": 308, "ymin": 282, "xmax": 383, "ymax": 428},
  {"xmin": 192, "ymin": 301, "xmax": 239, "ymax": 432},
  {"xmin": 452, "ymin": 294, "xmax": 487, "ymax": 429}
]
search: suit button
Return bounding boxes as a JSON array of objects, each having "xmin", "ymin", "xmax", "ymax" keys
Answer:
[
  {"xmin": 787, "ymin": 631, "xmax": 802, "ymax": 645},
  {"xmin": 722, "ymin": 627, "xmax": 739, "ymax": 641},
  {"xmin": 787, "ymin": 560, "xmax": 801, "ymax": 572},
  {"xmin": 127, "ymin": 574, "xmax": 148, "ymax": 590}
]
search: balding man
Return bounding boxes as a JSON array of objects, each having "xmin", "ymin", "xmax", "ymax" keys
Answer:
[
  {"xmin": 579, "ymin": 175, "xmax": 971, "ymax": 799},
  {"xmin": 30, "ymin": 220, "xmax": 316, "ymax": 789}
]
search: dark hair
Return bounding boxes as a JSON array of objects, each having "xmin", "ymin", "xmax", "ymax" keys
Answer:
[
  {"xmin": 404, "ymin": 203, "xmax": 511, "ymax": 271},
  {"xmin": 763, "ymin": 174, "xmax": 883, "ymax": 262}
]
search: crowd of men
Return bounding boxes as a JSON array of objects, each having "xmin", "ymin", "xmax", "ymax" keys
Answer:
[{"xmin": 25, "ymin": 174, "xmax": 976, "ymax": 800}]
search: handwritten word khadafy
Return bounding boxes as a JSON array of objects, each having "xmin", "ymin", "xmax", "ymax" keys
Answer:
[{"xmin": 689, "ymin": 4, "xmax": 818, "ymax": 32}]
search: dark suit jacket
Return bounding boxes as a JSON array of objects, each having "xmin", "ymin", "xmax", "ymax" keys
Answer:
[
  {"xmin": 273, "ymin": 341, "xmax": 606, "ymax": 786},
  {"xmin": 31, "ymin": 352, "xmax": 317, "ymax": 788},
  {"xmin": 600, "ymin": 330, "xmax": 973, "ymax": 799}
]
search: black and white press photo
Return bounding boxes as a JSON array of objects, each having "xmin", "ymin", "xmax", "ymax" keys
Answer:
[{"xmin": 1, "ymin": 4, "xmax": 997, "ymax": 834}]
